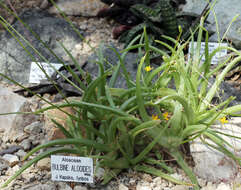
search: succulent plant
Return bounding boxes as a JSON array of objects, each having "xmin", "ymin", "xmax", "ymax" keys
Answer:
[{"xmin": 98, "ymin": 0, "xmax": 211, "ymax": 47}]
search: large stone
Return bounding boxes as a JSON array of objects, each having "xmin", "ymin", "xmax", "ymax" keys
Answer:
[
  {"xmin": 48, "ymin": 0, "xmax": 106, "ymax": 16},
  {"xmin": 0, "ymin": 85, "xmax": 27, "ymax": 132},
  {"xmin": 2, "ymin": 98, "xmax": 40, "ymax": 142},
  {"xmin": 0, "ymin": 9, "xmax": 84, "ymax": 84},
  {"xmin": 182, "ymin": 0, "xmax": 241, "ymax": 49},
  {"xmin": 43, "ymin": 97, "xmax": 82, "ymax": 140},
  {"xmin": 190, "ymin": 117, "xmax": 241, "ymax": 182},
  {"xmin": 83, "ymin": 45, "xmax": 140, "ymax": 89}
]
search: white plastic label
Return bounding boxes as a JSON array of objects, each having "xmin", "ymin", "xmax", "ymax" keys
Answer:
[
  {"xmin": 29, "ymin": 62, "xmax": 62, "ymax": 83},
  {"xmin": 51, "ymin": 155, "xmax": 93, "ymax": 183},
  {"xmin": 188, "ymin": 42, "xmax": 228, "ymax": 64}
]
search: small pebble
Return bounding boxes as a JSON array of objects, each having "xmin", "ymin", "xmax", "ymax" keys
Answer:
[
  {"xmin": 119, "ymin": 183, "xmax": 128, "ymax": 190},
  {"xmin": 0, "ymin": 145, "xmax": 22, "ymax": 155},
  {"xmin": 20, "ymin": 139, "xmax": 31, "ymax": 151},
  {"xmin": 24, "ymin": 121, "xmax": 43, "ymax": 134},
  {"xmin": 216, "ymin": 182, "xmax": 231, "ymax": 190},
  {"xmin": 36, "ymin": 157, "xmax": 51, "ymax": 171},
  {"xmin": 74, "ymin": 186, "xmax": 88, "ymax": 190},
  {"xmin": 172, "ymin": 185, "xmax": 191, "ymax": 190},
  {"xmin": 2, "ymin": 154, "xmax": 19, "ymax": 167},
  {"xmin": 15, "ymin": 149, "xmax": 27, "ymax": 159}
]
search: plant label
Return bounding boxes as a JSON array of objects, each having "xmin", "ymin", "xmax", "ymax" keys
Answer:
[
  {"xmin": 188, "ymin": 42, "xmax": 228, "ymax": 64},
  {"xmin": 29, "ymin": 62, "xmax": 62, "ymax": 83},
  {"xmin": 51, "ymin": 155, "xmax": 93, "ymax": 183}
]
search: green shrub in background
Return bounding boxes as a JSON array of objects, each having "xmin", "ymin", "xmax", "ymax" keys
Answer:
[{"xmin": 1, "ymin": 1, "xmax": 241, "ymax": 190}]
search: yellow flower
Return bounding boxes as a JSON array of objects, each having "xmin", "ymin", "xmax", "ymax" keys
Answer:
[
  {"xmin": 152, "ymin": 115, "xmax": 159, "ymax": 120},
  {"xmin": 163, "ymin": 112, "xmax": 169, "ymax": 121},
  {"xmin": 144, "ymin": 65, "xmax": 153, "ymax": 72},
  {"xmin": 219, "ymin": 117, "xmax": 228, "ymax": 124}
]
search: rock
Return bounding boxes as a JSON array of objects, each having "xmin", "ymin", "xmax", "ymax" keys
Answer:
[
  {"xmin": 48, "ymin": 0, "xmax": 106, "ymax": 16},
  {"xmin": 119, "ymin": 183, "xmax": 128, "ymax": 190},
  {"xmin": 19, "ymin": 139, "xmax": 32, "ymax": 151},
  {"xmin": 172, "ymin": 185, "xmax": 191, "ymax": 190},
  {"xmin": 94, "ymin": 166, "xmax": 105, "ymax": 180},
  {"xmin": 22, "ymin": 183, "xmax": 56, "ymax": 190},
  {"xmin": 36, "ymin": 157, "xmax": 51, "ymax": 171},
  {"xmin": 2, "ymin": 154, "xmax": 19, "ymax": 167},
  {"xmin": 170, "ymin": 173, "xmax": 183, "ymax": 181},
  {"xmin": 5, "ymin": 164, "xmax": 20, "ymax": 176},
  {"xmin": 0, "ymin": 145, "xmax": 22, "ymax": 156},
  {"xmin": 15, "ymin": 149, "xmax": 27, "ymax": 159},
  {"xmin": 56, "ymin": 182, "xmax": 73, "ymax": 190},
  {"xmin": 40, "ymin": 0, "xmax": 50, "ymax": 9},
  {"xmin": 2, "ymin": 99, "xmax": 40, "ymax": 142},
  {"xmin": 218, "ymin": 78, "xmax": 241, "ymax": 107},
  {"xmin": 74, "ymin": 185, "xmax": 88, "ymax": 190},
  {"xmin": 0, "ymin": 85, "xmax": 28, "ymax": 133},
  {"xmin": 216, "ymin": 183, "xmax": 231, "ymax": 190},
  {"xmin": 24, "ymin": 121, "xmax": 43, "ymax": 134},
  {"xmin": 182, "ymin": 0, "xmax": 241, "ymax": 49},
  {"xmin": 0, "ymin": 160, "xmax": 8, "ymax": 171},
  {"xmin": 0, "ymin": 9, "xmax": 84, "ymax": 84},
  {"xmin": 84, "ymin": 45, "xmax": 139, "ymax": 89},
  {"xmin": 28, "ymin": 133, "xmax": 44, "ymax": 146},
  {"xmin": 136, "ymin": 182, "xmax": 151, "ymax": 190},
  {"xmin": 43, "ymin": 99, "xmax": 78, "ymax": 140},
  {"xmin": 190, "ymin": 117, "xmax": 241, "ymax": 182},
  {"xmin": 197, "ymin": 178, "xmax": 207, "ymax": 187},
  {"xmin": 152, "ymin": 177, "xmax": 162, "ymax": 187},
  {"xmin": 201, "ymin": 182, "xmax": 216, "ymax": 190},
  {"xmin": 142, "ymin": 173, "xmax": 153, "ymax": 183}
]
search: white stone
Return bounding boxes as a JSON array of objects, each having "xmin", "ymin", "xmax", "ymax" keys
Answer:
[
  {"xmin": 190, "ymin": 117, "xmax": 241, "ymax": 182},
  {"xmin": 216, "ymin": 183, "xmax": 231, "ymax": 190},
  {"xmin": 153, "ymin": 187, "xmax": 163, "ymax": 190},
  {"xmin": 136, "ymin": 182, "xmax": 151, "ymax": 190},
  {"xmin": 119, "ymin": 183, "xmax": 128, "ymax": 190},
  {"xmin": 1, "ymin": 90, "xmax": 39, "ymax": 142},
  {"xmin": 74, "ymin": 185, "xmax": 88, "ymax": 190},
  {"xmin": 153, "ymin": 177, "xmax": 162, "ymax": 186},
  {"xmin": 0, "ymin": 85, "xmax": 27, "ymax": 132},
  {"xmin": 172, "ymin": 185, "xmax": 190, "ymax": 190},
  {"xmin": 170, "ymin": 173, "xmax": 183, "ymax": 181},
  {"xmin": 94, "ymin": 166, "xmax": 105, "ymax": 179},
  {"xmin": 6, "ymin": 164, "xmax": 20, "ymax": 176},
  {"xmin": 2, "ymin": 154, "xmax": 19, "ymax": 167},
  {"xmin": 201, "ymin": 183, "xmax": 216, "ymax": 190}
]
